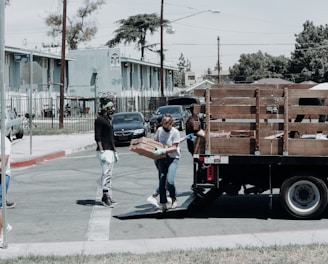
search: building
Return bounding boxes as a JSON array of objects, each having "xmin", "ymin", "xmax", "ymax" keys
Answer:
[
  {"xmin": 67, "ymin": 47, "xmax": 178, "ymax": 99},
  {"xmin": 2, "ymin": 46, "xmax": 70, "ymax": 117}
]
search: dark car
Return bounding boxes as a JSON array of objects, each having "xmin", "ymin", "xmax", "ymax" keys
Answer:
[
  {"xmin": 150, "ymin": 105, "xmax": 188, "ymax": 132},
  {"xmin": 112, "ymin": 112, "xmax": 149, "ymax": 143},
  {"xmin": 168, "ymin": 96, "xmax": 200, "ymax": 111}
]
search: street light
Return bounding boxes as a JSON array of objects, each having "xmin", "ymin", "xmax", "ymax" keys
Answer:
[{"xmin": 160, "ymin": 3, "xmax": 220, "ymax": 96}]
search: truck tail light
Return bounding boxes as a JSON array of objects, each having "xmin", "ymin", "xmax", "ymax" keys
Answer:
[{"xmin": 207, "ymin": 165, "xmax": 215, "ymax": 181}]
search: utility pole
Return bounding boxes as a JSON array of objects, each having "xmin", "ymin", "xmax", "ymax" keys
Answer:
[
  {"xmin": 59, "ymin": 0, "xmax": 67, "ymax": 128},
  {"xmin": 217, "ymin": 35, "xmax": 220, "ymax": 84},
  {"xmin": 160, "ymin": 0, "xmax": 164, "ymax": 97}
]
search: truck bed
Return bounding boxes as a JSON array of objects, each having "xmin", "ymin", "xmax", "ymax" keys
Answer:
[{"xmin": 193, "ymin": 84, "xmax": 328, "ymax": 156}]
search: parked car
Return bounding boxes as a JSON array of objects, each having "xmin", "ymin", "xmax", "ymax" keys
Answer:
[
  {"xmin": 168, "ymin": 96, "xmax": 201, "ymax": 111},
  {"xmin": 1, "ymin": 109, "xmax": 24, "ymax": 139},
  {"xmin": 112, "ymin": 112, "xmax": 149, "ymax": 143},
  {"xmin": 150, "ymin": 105, "xmax": 188, "ymax": 132}
]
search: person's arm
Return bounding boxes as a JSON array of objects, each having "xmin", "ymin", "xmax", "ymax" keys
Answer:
[
  {"xmin": 95, "ymin": 119, "xmax": 104, "ymax": 151},
  {"xmin": 0, "ymin": 154, "xmax": 9, "ymax": 171}
]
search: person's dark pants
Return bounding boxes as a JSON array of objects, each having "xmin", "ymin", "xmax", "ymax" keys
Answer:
[{"xmin": 158, "ymin": 157, "xmax": 179, "ymax": 204}]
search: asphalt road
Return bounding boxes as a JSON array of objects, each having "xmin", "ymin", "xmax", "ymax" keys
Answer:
[{"xmin": 7, "ymin": 140, "xmax": 328, "ymax": 244}]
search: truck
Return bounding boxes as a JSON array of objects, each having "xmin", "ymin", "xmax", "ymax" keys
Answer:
[{"xmin": 190, "ymin": 83, "xmax": 328, "ymax": 220}]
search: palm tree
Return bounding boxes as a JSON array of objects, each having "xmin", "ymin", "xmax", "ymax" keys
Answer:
[{"xmin": 106, "ymin": 13, "xmax": 170, "ymax": 60}]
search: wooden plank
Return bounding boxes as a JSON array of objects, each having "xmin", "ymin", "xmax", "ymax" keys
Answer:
[
  {"xmin": 205, "ymin": 89, "xmax": 211, "ymax": 154},
  {"xmin": 288, "ymin": 139, "xmax": 328, "ymax": 155},
  {"xmin": 289, "ymin": 89, "xmax": 328, "ymax": 98},
  {"xmin": 210, "ymin": 138, "xmax": 255, "ymax": 154},
  {"xmin": 259, "ymin": 139, "xmax": 283, "ymax": 155},
  {"xmin": 288, "ymin": 105, "xmax": 328, "ymax": 115}
]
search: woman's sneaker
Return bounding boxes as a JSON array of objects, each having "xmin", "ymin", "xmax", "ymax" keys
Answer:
[
  {"xmin": 147, "ymin": 195, "xmax": 159, "ymax": 208},
  {"xmin": 6, "ymin": 201, "xmax": 16, "ymax": 209},
  {"xmin": 171, "ymin": 199, "xmax": 178, "ymax": 209}
]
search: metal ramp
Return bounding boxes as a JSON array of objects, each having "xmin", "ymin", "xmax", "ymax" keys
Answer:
[{"xmin": 114, "ymin": 190, "xmax": 197, "ymax": 219}]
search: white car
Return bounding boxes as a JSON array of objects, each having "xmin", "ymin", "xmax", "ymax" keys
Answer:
[{"xmin": 1, "ymin": 109, "xmax": 24, "ymax": 139}]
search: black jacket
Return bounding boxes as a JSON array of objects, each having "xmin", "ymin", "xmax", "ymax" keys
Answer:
[{"xmin": 94, "ymin": 115, "xmax": 115, "ymax": 151}]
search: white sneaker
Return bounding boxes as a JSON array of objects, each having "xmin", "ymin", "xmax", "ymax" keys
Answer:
[
  {"xmin": 0, "ymin": 224, "xmax": 12, "ymax": 241},
  {"xmin": 167, "ymin": 197, "xmax": 172, "ymax": 204},
  {"xmin": 147, "ymin": 195, "xmax": 159, "ymax": 208},
  {"xmin": 6, "ymin": 224, "xmax": 12, "ymax": 233},
  {"xmin": 171, "ymin": 199, "xmax": 178, "ymax": 209}
]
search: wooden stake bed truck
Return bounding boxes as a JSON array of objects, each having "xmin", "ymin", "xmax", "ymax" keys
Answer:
[{"xmin": 191, "ymin": 84, "xmax": 328, "ymax": 219}]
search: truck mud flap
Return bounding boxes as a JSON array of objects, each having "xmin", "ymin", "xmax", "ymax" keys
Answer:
[{"xmin": 114, "ymin": 191, "xmax": 197, "ymax": 220}]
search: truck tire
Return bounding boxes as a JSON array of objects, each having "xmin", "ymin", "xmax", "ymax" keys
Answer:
[{"xmin": 280, "ymin": 176, "xmax": 328, "ymax": 219}]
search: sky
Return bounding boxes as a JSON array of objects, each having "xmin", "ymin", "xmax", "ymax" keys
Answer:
[{"xmin": 3, "ymin": 0, "xmax": 328, "ymax": 73}]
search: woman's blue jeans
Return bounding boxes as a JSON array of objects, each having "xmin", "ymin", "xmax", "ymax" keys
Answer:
[
  {"xmin": 158, "ymin": 157, "xmax": 179, "ymax": 204},
  {"xmin": 0, "ymin": 175, "xmax": 10, "ymax": 207}
]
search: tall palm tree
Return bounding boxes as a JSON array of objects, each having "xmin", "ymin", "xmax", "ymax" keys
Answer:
[{"xmin": 106, "ymin": 13, "xmax": 170, "ymax": 60}]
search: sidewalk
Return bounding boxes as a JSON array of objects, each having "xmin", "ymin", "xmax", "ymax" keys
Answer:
[
  {"xmin": 1, "ymin": 228, "xmax": 328, "ymax": 258},
  {"xmin": 10, "ymin": 132, "xmax": 96, "ymax": 168}
]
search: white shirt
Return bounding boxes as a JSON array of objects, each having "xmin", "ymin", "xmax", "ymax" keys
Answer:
[{"xmin": 155, "ymin": 126, "xmax": 181, "ymax": 159}]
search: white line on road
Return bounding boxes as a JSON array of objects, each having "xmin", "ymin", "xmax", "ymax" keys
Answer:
[{"xmin": 86, "ymin": 188, "xmax": 112, "ymax": 241}]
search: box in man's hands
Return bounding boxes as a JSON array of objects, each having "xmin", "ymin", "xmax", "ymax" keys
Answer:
[{"xmin": 130, "ymin": 137, "xmax": 166, "ymax": 160}]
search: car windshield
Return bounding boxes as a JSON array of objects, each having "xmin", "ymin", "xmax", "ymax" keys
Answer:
[
  {"xmin": 113, "ymin": 114, "xmax": 141, "ymax": 124},
  {"xmin": 156, "ymin": 107, "xmax": 180, "ymax": 115}
]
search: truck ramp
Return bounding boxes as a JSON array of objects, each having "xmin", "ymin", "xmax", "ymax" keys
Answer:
[{"xmin": 114, "ymin": 191, "xmax": 197, "ymax": 219}]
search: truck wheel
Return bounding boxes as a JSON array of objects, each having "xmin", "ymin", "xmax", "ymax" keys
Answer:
[{"xmin": 280, "ymin": 176, "xmax": 328, "ymax": 219}]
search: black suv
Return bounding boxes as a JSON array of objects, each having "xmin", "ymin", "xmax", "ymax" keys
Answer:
[{"xmin": 150, "ymin": 105, "xmax": 188, "ymax": 132}]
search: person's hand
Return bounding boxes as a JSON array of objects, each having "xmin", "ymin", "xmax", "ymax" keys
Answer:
[
  {"xmin": 153, "ymin": 148, "xmax": 166, "ymax": 156},
  {"xmin": 114, "ymin": 152, "xmax": 119, "ymax": 163},
  {"xmin": 100, "ymin": 151, "xmax": 107, "ymax": 163},
  {"xmin": 185, "ymin": 133, "xmax": 196, "ymax": 141}
]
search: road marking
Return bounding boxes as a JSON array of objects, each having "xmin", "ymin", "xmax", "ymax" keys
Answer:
[{"xmin": 86, "ymin": 188, "xmax": 112, "ymax": 241}]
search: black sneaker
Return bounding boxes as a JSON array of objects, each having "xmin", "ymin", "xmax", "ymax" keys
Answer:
[
  {"xmin": 101, "ymin": 196, "xmax": 114, "ymax": 208},
  {"xmin": 108, "ymin": 196, "xmax": 118, "ymax": 205},
  {"xmin": 6, "ymin": 201, "xmax": 16, "ymax": 209}
]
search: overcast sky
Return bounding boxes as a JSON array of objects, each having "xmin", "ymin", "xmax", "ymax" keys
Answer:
[{"xmin": 3, "ymin": 0, "xmax": 328, "ymax": 72}]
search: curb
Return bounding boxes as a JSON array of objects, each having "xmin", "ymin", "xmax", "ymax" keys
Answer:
[
  {"xmin": 11, "ymin": 151, "xmax": 66, "ymax": 168},
  {"xmin": 11, "ymin": 143, "xmax": 96, "ymax": 168}
]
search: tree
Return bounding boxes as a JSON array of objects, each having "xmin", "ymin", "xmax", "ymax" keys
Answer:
[
  {"xmin": 229, "ymin": 51, "xmax": 289, "ymax": 83},
  {"xmin": 106, "ymin": 13, "xmax": 170, "ymax": 60},
  {"xmin": 289, "ymin": 20, "xmax": 328, "ymax": 83},
  {"xmin": 45, "ymin": 0, "xmax": 105, "ymax": 50}
]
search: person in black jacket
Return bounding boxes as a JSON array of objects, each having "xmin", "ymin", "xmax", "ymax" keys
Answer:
[{"xmin": 94, "ymin": 100, "xmax": 119, "ymax": 207}]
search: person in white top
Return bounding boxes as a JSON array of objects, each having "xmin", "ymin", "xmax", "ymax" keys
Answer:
[{"xmin": 153, "ymin": 114, "xmax": 181, "ymax": 212}]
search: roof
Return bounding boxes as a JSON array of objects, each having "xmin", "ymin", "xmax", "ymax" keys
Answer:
[
  {"xmin": 253, "ymin": 78, "xmax": 293, "ymax": 84},
  {"xmin": 184, "ymin": 80, "xmax": 215, "ymax": 93},
  {"xmin": 5, "ymin": 45, "xmax": 74, "ymax": 61}
]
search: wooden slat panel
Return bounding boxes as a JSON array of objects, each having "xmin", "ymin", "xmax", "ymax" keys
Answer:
[
  {"xmin": 288, "ymin": 140, "xmax": 328, "ymax": 155},
  {"xmin": 211, "ymin": 97, "xmax": 286, "ymax": 105},
  {"xmin": 288, "ymin": 89, "xmax": 328, "ymax": 98},
  {"xmin": 288, "ymin": 123, "xmax": 328, "ymax": 134},
  {"xmin": 259, "ymin": 139, "xmax": 283, "ymax": 155},
  {"xmin": 288, "ymin": 105, "xmax": 328, "ymax": 115},
  {"xmin": 210, "ymin": 138, "xmax": 255, "ymax": 154}
]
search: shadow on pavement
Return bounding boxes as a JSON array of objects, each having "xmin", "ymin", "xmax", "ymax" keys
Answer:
[
  {"xmin": 113, "ymin": 194, "xmax": 321, "ymax": 220},
  {"xmin": 76, "ymin": 199, "xmax": 102, "ymax": 206}
]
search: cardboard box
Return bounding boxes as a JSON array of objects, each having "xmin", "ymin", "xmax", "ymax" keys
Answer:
[{"xmin": 130, "ymin": 137, "xmax": 167, "ymax": 160}]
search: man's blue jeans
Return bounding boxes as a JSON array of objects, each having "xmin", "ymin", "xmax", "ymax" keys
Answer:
[
  {"xmin": 0, "ymin": 175, "xmax": 10, "ymax": 207},
  {"xmin": 158, "ymin": 157, "xmax": 179, "ymax": 204}
]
